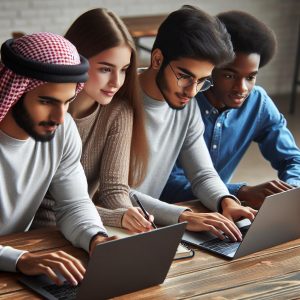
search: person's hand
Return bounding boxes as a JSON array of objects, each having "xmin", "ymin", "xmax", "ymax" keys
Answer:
[
  {"xmin": 17, "ymin": 251, "xmax": 85, "ymax": 286},
  {"xmin": 221, "ymin": 197, "xmax": 257, "ymax": 222},
  {"xmin": 237, "ymin": 180, "xmax": 294, "ymax": 209},
  {"xmin": 121, "ymin": 207, "xmax": 155, "ymax": 233},
  {"xmin": 179, "ymin": 210, "xmax": 243, "ymax": 241},
  {"xmin": 89, "ymin": 235, "xmax": 117, "ymax": 256}
]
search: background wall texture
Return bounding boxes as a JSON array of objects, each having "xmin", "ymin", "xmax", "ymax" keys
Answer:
[{"xmin": 0, "ymin": 0, "xmax": 299, "ymax": 96}]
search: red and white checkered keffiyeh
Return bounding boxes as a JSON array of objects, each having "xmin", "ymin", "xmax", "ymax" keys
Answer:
[{"xmin": 0, "ymin": 32, "xmax": 85, "ymax": 122}]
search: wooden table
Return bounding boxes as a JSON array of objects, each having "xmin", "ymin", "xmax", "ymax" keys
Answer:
[
  {"xmin": 1, "ymin": 201, "xmax": 300, "ymax": 299},
  {"xmin": 121, "ymin": 15, "xmax": 166, "ymax": 52}
]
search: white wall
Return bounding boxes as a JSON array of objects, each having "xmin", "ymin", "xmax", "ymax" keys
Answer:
[{"xmin": 0, "ymin": 0, "xmax": 299, "ymax": 95}]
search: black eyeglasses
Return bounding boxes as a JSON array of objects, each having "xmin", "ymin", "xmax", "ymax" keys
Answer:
[{"xmin": 168, "ymin": 63, "xmax": 213, "ymax": 92}]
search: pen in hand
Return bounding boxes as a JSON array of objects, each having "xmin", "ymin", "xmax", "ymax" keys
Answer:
[{"xmin": 132, "ymin": 195, "xmax": 157, "ymax": 229}]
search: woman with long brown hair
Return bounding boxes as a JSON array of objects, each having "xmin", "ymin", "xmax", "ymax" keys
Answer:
[{"xmin": 33, "ymin": 8, "xmax": 152, "ymax": 232}]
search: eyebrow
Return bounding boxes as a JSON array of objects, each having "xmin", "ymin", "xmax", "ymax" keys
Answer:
[
  {"xmin": 222, "ymin": 67, "xmax": 258, "ymax": 76},
  {"xmin": 177, "ymin": 66, "xmax": 211, "ymax": 81},
  {"xmin": 97, "ymin": 62, "xmax": 130, "ymax": 68},
  {"xmin": 39, "ymin": 95, "xmax": 77, "ymax": 104},
  {"xmin": 222, "ymin": 67, "xmax": 238, "ymax": 73}
]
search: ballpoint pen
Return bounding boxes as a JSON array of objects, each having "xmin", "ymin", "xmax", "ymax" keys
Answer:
[{"xmin": 132, "ymin": 194, "xmax": 157, "ymax": 229}]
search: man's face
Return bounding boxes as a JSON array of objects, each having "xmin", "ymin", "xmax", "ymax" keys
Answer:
[
  {"xmin": 206, "ymin": 52, "xmax": 260, "ymax": 109},
  {"xmin": 12, "ymin": 82, "xmax": 77, "ymax": 142},
  {"xmin": 155, "ymin": 57, "xmax": 214, "ymax": 110}
]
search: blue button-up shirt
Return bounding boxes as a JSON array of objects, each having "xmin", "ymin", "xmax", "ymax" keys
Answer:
[{"xmin": 161, "ymin": 86, "xmax": 300, "ymax": 202}]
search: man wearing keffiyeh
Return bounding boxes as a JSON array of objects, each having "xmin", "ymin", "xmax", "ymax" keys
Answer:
[{"xmin": 0, "ymin": 32, "xmax": 113, "ymax": 286}]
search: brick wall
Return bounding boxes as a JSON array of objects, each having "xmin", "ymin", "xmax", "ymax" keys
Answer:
[{"xmin": 0, "ymin": 0, "xmax": 299, "ymax": 95}]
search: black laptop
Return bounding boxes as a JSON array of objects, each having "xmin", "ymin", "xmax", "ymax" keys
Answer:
[{"xmin": 19, "ymin": 222, "xmax": 186, "ymax": 300}]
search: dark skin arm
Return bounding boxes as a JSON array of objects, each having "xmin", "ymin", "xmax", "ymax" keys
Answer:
[{"xmin": 237, "ymin": 180, "xmax": 294, "ymax": 209}]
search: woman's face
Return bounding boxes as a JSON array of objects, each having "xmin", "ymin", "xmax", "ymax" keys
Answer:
[{"xmin": 83, "ymin": 45, "xmax": 131, "ymax": 105}]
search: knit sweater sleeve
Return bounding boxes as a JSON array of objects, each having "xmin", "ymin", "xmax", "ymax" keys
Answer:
[
  {"xmin": 94, "ymin": 101, "xmax": 134, "ymax": 227},
  {"xmin": 96, "ymin": 207, "xmax": 127, "ymax": 227}
]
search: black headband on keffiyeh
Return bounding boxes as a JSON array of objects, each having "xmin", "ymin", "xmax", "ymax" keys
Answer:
[
  {"xmin": 1, "ymin": 39, "xmax": 89, "ymax": 83},
  {"xmin": 0, "ymin": 32, "xmax": 89, "ymax": 122}
]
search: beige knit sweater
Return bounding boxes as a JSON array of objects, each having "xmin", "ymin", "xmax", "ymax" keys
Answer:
[{"xmin": 32, "ymin": 98, "xmax": 134, "ymax": 228}]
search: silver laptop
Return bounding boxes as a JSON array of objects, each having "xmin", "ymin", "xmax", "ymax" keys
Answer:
[
  {"xmin": 19, "ymin": 222, "xmax": 186, "ymax": 300},
  {"xmin": 182, "ymin": 187, "xmax": 300, "ymax": 259}
]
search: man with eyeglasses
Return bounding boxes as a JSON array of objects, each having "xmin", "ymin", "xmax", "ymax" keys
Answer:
[
  {"xmin": 129, "ymin": 5, "xmax": 256, "ymax": 242},
  {"xmin": 162, "ymin": 11, "xmax": 300, "ymax": 209},
  {"xmin": 164, "ymin": 62, "xmax": 213, "ymax": 109}
]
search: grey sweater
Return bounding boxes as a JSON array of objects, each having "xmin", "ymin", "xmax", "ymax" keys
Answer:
[
  {"xmin": 0, "ymin": 113, "xmax": 106, "ymax": 272},
  {"xmin": 131, "ymin": 93, "xmax": 232, "ymax": 224}
]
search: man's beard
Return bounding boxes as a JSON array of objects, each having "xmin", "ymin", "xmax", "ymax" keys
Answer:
[
  {"xmin": 155, "ymin": 67, "xmax": 186, "ymax": 111},
  {"xmin": 12, "ymin": 96, "xmax": 58, "ymax": 142}
]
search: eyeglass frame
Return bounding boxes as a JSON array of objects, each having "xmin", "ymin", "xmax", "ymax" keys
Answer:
[{"xmin": 168, "ymin": 63, "xmax": 213, "ymax": 92}]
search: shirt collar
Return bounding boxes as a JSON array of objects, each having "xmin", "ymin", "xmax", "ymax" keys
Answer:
[{"xmin": 197, "ymin": 92, "xmax": 232, "ymax": 118}]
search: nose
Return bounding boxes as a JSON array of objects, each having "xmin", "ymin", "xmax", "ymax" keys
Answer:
[
  {"xmin": 51, "ymin": 104, "xmax": 67, "ymax": 125},
  {"xmin": 109, "ymin": 71, "xmax": 122, "ymax": 89},
  {"xmin": 234, "ymin": 78, "xmax": 248, "ymax": 94},
  {"xmin": 184, "ymin": 82, "xmax": 198, "ymax": 98}
]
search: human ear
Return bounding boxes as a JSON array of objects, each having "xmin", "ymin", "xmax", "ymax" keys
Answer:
[{"xmin": 151, "ymin": 48, "xmax": 163, "ymax": 69}]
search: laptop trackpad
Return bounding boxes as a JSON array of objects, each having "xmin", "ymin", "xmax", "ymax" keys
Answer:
[
  {"xmin": 236, "ymin": 218, "xmax": 251, "ymax": 228},
  {"xmin": 182, "ymin": 230, "xmax": 216, "ymax": 245}
]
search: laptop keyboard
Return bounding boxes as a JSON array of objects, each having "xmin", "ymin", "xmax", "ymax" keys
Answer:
[
  {"xmin": 201, "ymin": 238, "xmax": 240, "ymax": 255},
  {"xmin": 43, "ymin": 281, "xmax": 79, "ymax": 300},
  {"xmin": 200, "ymin": 225, "xmax": 250, "ymax": 256}
]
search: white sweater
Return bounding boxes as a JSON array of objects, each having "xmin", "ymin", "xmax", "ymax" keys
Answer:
[
  {"xmin": 131, "ymin": 94, "xmax": 232, "ymax": 224},
  {"xmin": 0, "ymin": 113, "xmax": 106, "ymax": 272}
]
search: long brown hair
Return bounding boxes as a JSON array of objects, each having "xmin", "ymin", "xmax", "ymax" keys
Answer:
[{"xmin": 65, "ymin": 8, "xmax": 148, "ymax": 187}]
